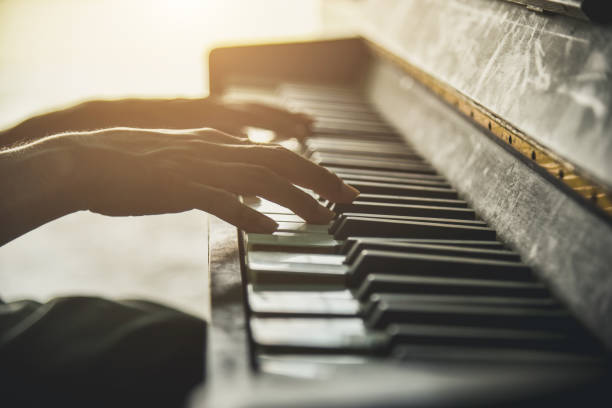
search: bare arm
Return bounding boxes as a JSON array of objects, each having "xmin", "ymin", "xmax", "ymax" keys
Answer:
[
  {"xmin": 0, "ymin": 127, "xmax": 358, "ymax": 246},
  {"xmin": 0, "ymin": 97, "xmax": 312, "ymax": 148},
  {"xmin": 0, "ymin": 135, "xmax": 82, "ymax": 245}
]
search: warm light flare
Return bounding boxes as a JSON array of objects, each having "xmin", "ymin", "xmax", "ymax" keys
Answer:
[
  {"xmin": 0, "ymin": 0, "xmax": 322, "ymax": 128},
  {"xmin": 246, "ymin": 127, "xmax": 277, "ymax": 144}
]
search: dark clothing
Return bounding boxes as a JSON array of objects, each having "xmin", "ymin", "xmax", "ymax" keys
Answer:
[{"xmin": 0, "ymin": 296, "xmax": 205, "ymax": 407}]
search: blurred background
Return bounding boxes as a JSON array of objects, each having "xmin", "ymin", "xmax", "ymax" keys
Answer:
[{"xmin": 0, "ymin": 0, "xmax": 324, "ymax": 319}]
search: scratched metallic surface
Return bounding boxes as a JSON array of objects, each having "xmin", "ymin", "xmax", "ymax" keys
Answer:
[{"xmin": 350, "ymin": 0, "xmax": 612, "ymax": 187}]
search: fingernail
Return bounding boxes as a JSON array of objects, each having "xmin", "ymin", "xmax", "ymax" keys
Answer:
[
  {"xmin": 254, "ymin": 216, "xmax": 278, "ymax": 233},
  {"xmin": 339, "ymin": 183, "xmax": 360, "ymax": 201}
]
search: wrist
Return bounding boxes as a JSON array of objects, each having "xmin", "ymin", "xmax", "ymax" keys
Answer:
[{"xmin": 0, "ymin": 134, "xmax": 84, "ymax": 245}]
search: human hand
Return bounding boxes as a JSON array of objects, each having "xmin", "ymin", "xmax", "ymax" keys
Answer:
[
  {"xmin": 63, "ymin": 127, "xmax": 357, "ymax": 233},
  {"xmin": 211, "ymin": 99, "xmax": 313, "ymax": 140},
  {"xmin": 1, "ymin": 97, "xmax": 312, "ymax": 147},
  {"xmin": 78, "ymin": 97, "xmax": 313, "ymax": 141}
]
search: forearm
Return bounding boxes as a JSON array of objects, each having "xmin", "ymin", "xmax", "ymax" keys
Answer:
[
  {"xmin": 0, "ymin": 97, "xmax": 220, "ymax": 148},
  {"xmin": 0, "ymin": 136, "xmax": 81, "ymax": 246}
]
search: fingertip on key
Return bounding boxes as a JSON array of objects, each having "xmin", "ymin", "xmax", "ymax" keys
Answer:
[
  {"xmin": 252, "ymin": 216, "xmax": 279, "ymax": 234},
  {"xmin": 309, "ymin": 205, "xmax": 336, "ymax": 224},
  {"xmin": 339, "ymin": 183, "xmax": 360, "ymax": 202}
]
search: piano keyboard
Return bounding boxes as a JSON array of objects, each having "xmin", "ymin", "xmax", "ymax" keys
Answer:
[{"xmin": 239, "ymin": 84, "xmax": 606, "ymax": 370}]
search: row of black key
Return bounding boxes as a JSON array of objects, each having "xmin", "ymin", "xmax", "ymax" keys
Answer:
[{"xmin": 244, "ymin": 84, "xmax": 606, "ymax": 362}]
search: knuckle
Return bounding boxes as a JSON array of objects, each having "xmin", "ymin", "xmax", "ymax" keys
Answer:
[
  {"xmin": 322, "ymin": 167, "xmax": 341, "ymax": 185},
  {"xmin": 205, "ymin": 187, "xmax": 235, "ymax": 210},
  {"xmin": 246, "ymin": 165, "xmax": 274, "ymax": 182},
  {"xmin": 305, "ymin": 194, "xmax": 323, "ymax": 214},
  {"xmin": 271, "ymin": 145, "xmax": 294, "ymax": 159},
  {"xmin": 257, "ymin": 144, "xmax": 293, "ymax": 161}
]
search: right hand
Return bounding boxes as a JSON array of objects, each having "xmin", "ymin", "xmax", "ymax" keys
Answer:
[{"xmin": 58, "ymin": 127, "xmax": 359, "ymax": 233}]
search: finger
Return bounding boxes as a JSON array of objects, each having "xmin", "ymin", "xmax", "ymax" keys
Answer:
[
  {"xmin": 239, "ymin": 145, "xmax": 360, "ymax": 203},
  {"xmin": 214, "ymin": 164, "xmax": 336, "ymax": 224},
  {"xmin": 184, "ymin": 182, "xmax": 278, "ymax": 233},
  {"xmin": 228, "ymin": 102, "xmax": 314, "ymax": 140},
  {"xmin": 162, "ymin": 159, "xmax": 335, "ymax": 224},
  {"xmin": 158, "ymin": 141, "xmax": 359, "ymax": 204}
]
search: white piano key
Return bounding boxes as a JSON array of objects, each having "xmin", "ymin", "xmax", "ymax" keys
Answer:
[
  {"xmin": 248, "ymin": 286, "xmax": 359, "ymax": 316},
  {"xmin": 246, "ymin": 197, "xmax": 294, "ymax": 214},
  {"xmin": 248, "ymin": 251, "xmax": 345, "ymax": 265},
  {"xmin": 275, "ymin": 222, "xmax": 330, "ymax": 234},
  {"xmin": 251, "ymin": 318, "xmax": 388, "ymax": 351},
  {"xmin": 246, "ymin": 232, "xmax": 341, "ymax": 252},
  {"xmin": 247, "ymin": 259, "xmax": 349, "ymax": 285}
]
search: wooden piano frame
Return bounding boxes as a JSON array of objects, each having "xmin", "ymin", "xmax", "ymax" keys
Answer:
[{"xmin": 197, "ymin": 35, "xmax": 612, "ymax": 405}]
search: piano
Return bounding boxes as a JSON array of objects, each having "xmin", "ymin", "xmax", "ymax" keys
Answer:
[{"xmin": 193, "ymin": 1, "xmax": 612, "ymax": 406}]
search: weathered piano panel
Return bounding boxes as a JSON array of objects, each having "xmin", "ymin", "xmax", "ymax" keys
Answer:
[{"xmin": 349, "ymin": 0, "xmax": 612, "ymax": 187}]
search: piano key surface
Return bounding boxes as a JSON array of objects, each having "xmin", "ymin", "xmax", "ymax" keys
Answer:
[{"xmin": 235, "ymin": 83, "xmax": 608, "ymax": 382}]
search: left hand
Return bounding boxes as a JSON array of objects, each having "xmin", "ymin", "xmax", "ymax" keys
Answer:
[
  {"xmin": 75, "ymin": 97, "xmax": 313, "ymax": 141},
  {"xmin": 1, "ymin": 97, "xmax": 313, "ymax": 147}
]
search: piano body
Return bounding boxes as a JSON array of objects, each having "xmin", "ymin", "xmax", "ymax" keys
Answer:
[{"xmin": 194, "ymin": 1, "xmax": 612, "ymax": 406}]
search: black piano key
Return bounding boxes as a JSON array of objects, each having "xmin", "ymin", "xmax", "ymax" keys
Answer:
[
  {"xmin": 344, "ymin": 241, "xmax": 519, "ymax": 264},
  {"xmin": 340, "ymin": 237, "xmax": 505, "ymax": 254},
  {"xmin": 306, "ymin": 141, "xmax": 415, "ymax": 157},
  {"xmin": 315, "ymin": 156, "xmax": 435, "ymax": 174},
  {"xmin": 308, "ymin": 148, "xmax": 421, "ymax": 161},
  {"xmin": 332, "ymin": 213, "xmax": 485, "ymax": 224},
  {"xmin": 314, "ymin": 151, "xmax": 425, "ymax": 165},
  {"xmin": 343, "ymin": 181, "xmax": 457, "ymax": 197},
  {"xmin": 352, "ymin": 194, "xmax": 467, "ymax": 208},
  {"xmin": 331, "ymin": 202, "xmax": 476, "ymax": 220},
  {"xmin": 391, "ymin": 345, "xmax": 605, "ymax": 364},
  {"xmin": 311, "ymin": 113, "xmax": 389, "ymax": 126},
  {"xmin": 306, "ymin": 136, "xmax": 409, "ymax": 147},
  {"xmin": 281, "ymin": 88, "xmax": 370, "ymax": 104},
  {"xmin": 386, "ymin": 324, "xmax": 587, "ymax": 352},
  {"xmin": 329, "ymin": 214, "xmax": 486, "ymax": 235},
  {"xmin": 313, "ymin": 132, "xmax": 400, "ymax": 142},
  {"xmin": 286, "ymin": 99, "xmax": 376, "ymax": 114},
  {"xmin": 296, "ymin": 107, "xmax": 384, "ymax": 122},
  {"xmin": 349, "ymin": 250, "xmax": 532, "ymax": 284},
  {"xmin": 331, "ymin": 216, "xmax": 496, "ymax": 240},
  {"xmin": 312, "ymin": 125, "xmax": 399, "ymax": 138},
  {"xmin": 335, "ymin": 174, "xmax": 451, "ymax": 188},
  {"xmin": 364, "ymin": 293, "xmax": 559, "ymax": 312},
  {"xmin": 242, "ymin": 84, "xmax": 607, "ymax": 368},
  {"xmin": 355, "ymin": 274, "xmax": 550, "ymax": 301},
  {"xmin": 306, "ymin": 135, "xmax": 407, "ymax": 145},
  {"xmin": 314, "ymin": 118, "xmax": 397, "ymax": 134},
  {"xmin": 312, "ymin": 114, "xmax": 396, "ymax": 126},
  {"xmin": 365, "ymin": 300, "xmax": 576, "ymax": 331},
  {"xmin": 324, "ymin": 166, "xmax": 445, "ymax": 181}
]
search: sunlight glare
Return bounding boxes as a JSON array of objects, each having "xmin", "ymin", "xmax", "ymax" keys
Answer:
[{"xmin": 246, "ymin": 127, "xmax": 277, "ymax": 144}]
